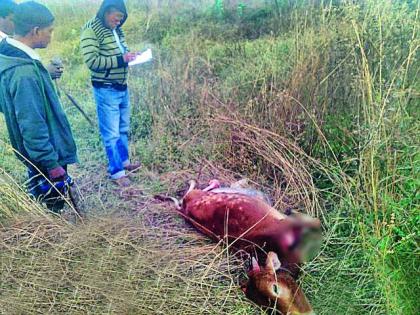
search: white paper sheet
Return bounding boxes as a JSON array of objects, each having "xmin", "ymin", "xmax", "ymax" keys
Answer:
[{"xmin": 128, "ymin": 49, "xmax": 153, "ymax": 66}]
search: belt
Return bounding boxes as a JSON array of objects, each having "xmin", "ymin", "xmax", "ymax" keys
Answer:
[{"xmin": 92, "ymin": 81, "xmax": 127, "ymax": 91}]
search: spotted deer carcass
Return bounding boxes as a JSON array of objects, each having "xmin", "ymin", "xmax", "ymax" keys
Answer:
[
  {"xmin": 156, "ymin": 179, "xmax": 320, "ymax": 314},
  {"xmin": 175, "ymin": 180, "xmax": 321, "ymax": 276}
]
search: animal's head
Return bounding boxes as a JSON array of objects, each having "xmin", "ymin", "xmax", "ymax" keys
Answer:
[{"xmin": 242, "ymin": 252, "xmax": 315, "ymax": 315}]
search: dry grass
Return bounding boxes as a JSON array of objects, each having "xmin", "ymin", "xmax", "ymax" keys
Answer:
[
  {"xmin": 208, "ymin": 113, "xmax": 337, "ymax": 221},
  {"xmin": 0, "ymin": 170, "xmax": 45, "ymax": 221},
  {"xmin": 0, "ymin": 202, "xmax": 261, "ymax": 314},
  {"xmin": 1, "ymin": 1, "xmax": 417, "ymax": 314}
]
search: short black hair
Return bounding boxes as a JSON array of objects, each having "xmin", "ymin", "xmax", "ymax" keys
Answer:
[
  {"xmin": 13, "ymin": 1, "xmax": 54, "ymax": 36},
  {"xmin": 106, "ymin": 5, "xmax": 124, "ymax": 14},
  {"xmin": 0, "ymin": 0, "xmax": 17, "ymax": 18}
]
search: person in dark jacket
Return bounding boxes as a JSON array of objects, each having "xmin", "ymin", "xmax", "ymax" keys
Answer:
[
  {"xmin": 0, "ymin": 0, "xmax": 16, "ymax": 39},
  {"xmin": 0, "ymin": 0, "xmax": 63, "ymax": 79},
  {"xmin": 0, "ymin": 1, "xmax": 78, "ymax": 211},
  {"xmin": 81, "ymin": 0, "xmax": 140, "ymax": 187}
]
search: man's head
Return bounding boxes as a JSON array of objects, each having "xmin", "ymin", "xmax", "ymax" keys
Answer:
[
  {"xmin": 13, "ymin": 1, "xmax": 54, "ymax": 49},
  {"xmin": 96, "ymin": 0, "xmax": 127, "ymax": 30},
  {"xmin": 0, "ymin": 0, "xmax": 17, "ymax": 35},
  {"xmin": 104, "ymin": 6, "xmax": 125, "ymax": 30}
]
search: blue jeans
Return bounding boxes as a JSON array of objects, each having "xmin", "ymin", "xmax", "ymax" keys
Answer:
[{"xmin": 93, "ymin": 87, "xmax": 130, "ymax": 179}]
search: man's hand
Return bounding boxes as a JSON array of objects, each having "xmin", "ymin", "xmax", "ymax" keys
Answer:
[
  {"xmin": 123, "ymin": 52, "xmax": 137, "ymax": 63},
  {"xmin": 47, "ymin": 58, "xmax": 64, "ymax": 80},
  {"xmin": 48, "ymin": 166, "xmax": 67, "ymax": 182}
]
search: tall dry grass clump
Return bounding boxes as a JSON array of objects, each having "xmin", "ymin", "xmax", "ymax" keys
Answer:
[
  {"xmin": 209, "ymin": 114, "xmax": 333, "ymax": 219},
  {"xmin": 0, "ymin": 169, "xmax": 44, "ymax": 222}
]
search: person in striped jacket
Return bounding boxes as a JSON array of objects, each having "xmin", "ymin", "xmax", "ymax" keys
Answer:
[{"xmin": 81, "ymin": 0, "xmax": 140, "ymax": 187}]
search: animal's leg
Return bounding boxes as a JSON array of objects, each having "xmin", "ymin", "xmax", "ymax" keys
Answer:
[
  {"xmin": 230, "ymin": 178, "xmax": 249, "ymax": 189},
  {"xmin": 185, "ymin": 180, "xmax": 197, "ymax": 195},
  {"xmin": 153, "ymin": 195, "xmax": 181, "ymax": 210},
  {"xmin": 202, "ymin": 179, "xmax": 221, "ymax": 192}
]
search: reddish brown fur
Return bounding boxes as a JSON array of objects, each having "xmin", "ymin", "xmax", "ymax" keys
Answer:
[
  {"xmin": 181, "ymin": 189, "xmax": 320, "ymax": 276},
  {"xmin": 243, "ymin": 253, "xmax": 314, "ymax": 314},
  {"xmin": 162, "ymin": 183, "xmax": 320, "ymax": 314}
]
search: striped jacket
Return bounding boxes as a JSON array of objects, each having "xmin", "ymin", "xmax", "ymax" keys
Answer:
[{"xmin": 80, "ymin": 17, "xmax": 129, "ymax": 85}]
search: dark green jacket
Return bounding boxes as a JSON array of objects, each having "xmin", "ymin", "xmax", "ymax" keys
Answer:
[
  {"xmin": 0, "ymin": 41, "xmax": 78, "ymax": 172},
  {"xmin": 80, "ymin": 0, "xmax": 129, "ymax": 85}
]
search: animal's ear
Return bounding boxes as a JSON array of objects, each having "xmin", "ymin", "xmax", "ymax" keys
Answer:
[
  {"xmin": 266, "ymin": 252, "xmax": 281, "ymax": 271},
  {"xmin": 251, "ymin": 257, "xmax": 261, "ymax": 273}
]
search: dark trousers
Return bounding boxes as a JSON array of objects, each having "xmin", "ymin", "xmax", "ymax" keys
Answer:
[{"xmin": 27, "ymin": 166, "xmax": 68, "ymax": 213}]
